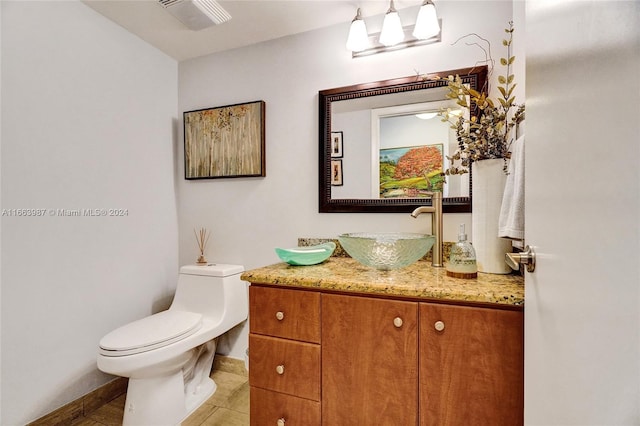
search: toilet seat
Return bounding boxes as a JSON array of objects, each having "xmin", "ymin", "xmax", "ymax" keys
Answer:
[{"xmin": 99, "ymin": 310, "xmax": 203, "ymax": 357}]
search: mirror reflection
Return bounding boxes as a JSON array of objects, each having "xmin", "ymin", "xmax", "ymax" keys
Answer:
[
  {"xmin": 332, "ymin": 96, "xmax": 467, "ymax": 200},
  {"xmin": 319, "ymin": 66, "xmax": 487, "ymax": 213}
]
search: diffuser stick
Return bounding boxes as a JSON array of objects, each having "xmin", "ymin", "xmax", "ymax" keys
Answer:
[{"xmin": 194, "ymin": 227, "xmax": 210, "ymax": 265}]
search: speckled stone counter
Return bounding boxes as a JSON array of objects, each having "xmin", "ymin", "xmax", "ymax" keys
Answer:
[{"xmin": 241, "ymin": 257, "xmax": 524, "ymax": 308}]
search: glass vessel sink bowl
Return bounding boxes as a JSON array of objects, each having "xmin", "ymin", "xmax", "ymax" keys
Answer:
[
  {"xmin": 275, "ymin": 242, "xmax": 336, "ymax": 266},
  {"xmin": 338, "ymin": 232, "xmax": 435, "ymax": 270}
]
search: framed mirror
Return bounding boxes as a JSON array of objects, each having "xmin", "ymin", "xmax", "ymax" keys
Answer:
[{"xmin": 319, "ymin": 66, "xmax": 487, "ymax": 213}]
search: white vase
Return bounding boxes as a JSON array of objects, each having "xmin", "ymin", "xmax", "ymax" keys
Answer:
[{"xmin": 471, "ymin": 159, "xmax": 512, "ymax": 274}]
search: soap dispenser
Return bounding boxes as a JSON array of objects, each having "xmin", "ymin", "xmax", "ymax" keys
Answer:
[{"xmin": 446, "ymin": 224, "xmax": 477, "ymax": 279}]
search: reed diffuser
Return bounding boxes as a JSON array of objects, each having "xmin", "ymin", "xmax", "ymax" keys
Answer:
[{"xmin": 194, "ymin": 227, "xmax": 210, "ymax": 265}]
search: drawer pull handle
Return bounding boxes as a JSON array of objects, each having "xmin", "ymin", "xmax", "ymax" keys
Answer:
[
  {"xmin": 393, "ymin": 317, "xmax": 403, "ymax": 328},
  {"xmin": 276, "ymin": 364, "xmax": 285, "ymax": 375},
  {"xmin": 275, "ymin": 311, "xmax": 284, "ymax": 321},
  {"xmin": 434, "ymin": 320, "xmax": 445, "ymax": 332},
  {"xmin": 277, "ymin": 418, "xmax": 286, "ymax": 426}
]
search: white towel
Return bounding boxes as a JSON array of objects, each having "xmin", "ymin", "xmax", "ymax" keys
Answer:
[{"xmin": 498, "ymin": 134, "xmax": 525, "ymax": 240}]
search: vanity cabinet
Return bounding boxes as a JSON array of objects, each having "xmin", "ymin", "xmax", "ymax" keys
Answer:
[{"xmin": 248, "ymin": 284, "xmax": 523, "ymax": 426}]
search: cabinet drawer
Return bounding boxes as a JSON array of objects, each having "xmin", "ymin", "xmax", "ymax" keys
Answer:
[
  {"xmin": 249, "ymin": 334, "xmax": 320, "ymax": 401},
  {"xmin": 250, "ymin": 386, "xmax": 321, "ymax": 426},
  {"xmin": 250, "ymin": 286, "xmax": 321, "ymax": 343}
]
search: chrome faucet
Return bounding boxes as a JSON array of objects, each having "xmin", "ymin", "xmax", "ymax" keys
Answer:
[{"xmin": 411, "ymin": 191, "xmax": 443, "ymax": 267}]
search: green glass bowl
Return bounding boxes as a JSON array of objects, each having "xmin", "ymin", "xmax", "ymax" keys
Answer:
[
  {"xmin": 338, "ymin": 232, "xmax": 435, "ymax": 270},
  {"xmin": 275, "ymin": 242, "xmax": 336, "ymax": 266}
]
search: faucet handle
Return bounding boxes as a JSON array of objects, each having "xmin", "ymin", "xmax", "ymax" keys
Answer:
[{"xmin": 421, "ymin": 191, "xmax": 442, "ymax": 199}]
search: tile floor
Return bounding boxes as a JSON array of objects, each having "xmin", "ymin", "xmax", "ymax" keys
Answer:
[{"xmin": 71, "ymin": 364, "xmax": 249, "ymax": 426}]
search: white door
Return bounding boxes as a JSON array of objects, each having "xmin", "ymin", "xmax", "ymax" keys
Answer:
[{"xmin": 525, "ymin": 1, "xmax": 640, "ymax": 424}]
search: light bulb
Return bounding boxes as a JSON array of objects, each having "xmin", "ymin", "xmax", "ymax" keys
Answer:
[
  {"xmin": 346, "ymin": 8, "xmax": 369, "ymax": 52},
  {"xmin": 413, "ymin": 0, "xmax": 440, "ymax": 40},
  {"xmin": 379, "ymin": 1, "xmax": 404, "ymax": 47}
]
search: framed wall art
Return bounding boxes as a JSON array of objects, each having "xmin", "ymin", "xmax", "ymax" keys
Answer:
[
  {"xmin": 184, "ymin": 100, "xmax": 265, "ymax": 179},
  {"xmin": 330, "ymin": 131, "xmax": 343, "ymax": 158},
  {"xmin": 331, "ymin": 159, "xmax": 343, "ymax": 186},
  {"xmin": 378, "ymin": 144, "xmax": 444, "ymax": 198}
]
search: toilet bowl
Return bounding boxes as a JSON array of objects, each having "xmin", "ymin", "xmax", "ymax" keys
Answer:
[{"xmin": 97, "ymin": 263, "xmax": 248, "ymax": 426}]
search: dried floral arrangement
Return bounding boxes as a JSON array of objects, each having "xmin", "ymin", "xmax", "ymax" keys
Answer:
[
  {"xmin": 194, "ymin": 227, "xmax": 210, "ymax": 265},
  {"xmin": 440, "ymin": 22, "xmax": 525, "ymax": 175}
]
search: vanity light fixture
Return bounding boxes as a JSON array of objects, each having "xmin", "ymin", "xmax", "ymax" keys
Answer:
[
  {"xmin": 379, "ymin": 0, "xmax": 404, "ymax": 47},
  {"xmin": 413, "ymin": 0, "xmax": 440, "ymax": 40},
  {"xmin": 347, "ymin": 1, "xmax": 442, "ymax": 58},
  {"xmin": 346, "ymin": 8, "xmax": 369, "ymax": 52}
]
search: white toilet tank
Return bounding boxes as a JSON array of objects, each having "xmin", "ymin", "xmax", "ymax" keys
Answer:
[{"xmin": 170, "ymin": 263, "xmax": 247, "ymax": 323}]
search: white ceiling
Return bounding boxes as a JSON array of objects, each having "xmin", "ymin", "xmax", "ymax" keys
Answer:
[{"xmin": 82, "ymin": 0, "xmax": 421, "ymax": 61}]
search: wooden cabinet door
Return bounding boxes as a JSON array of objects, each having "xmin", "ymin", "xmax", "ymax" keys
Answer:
[
  {"xmin": 322, "ymin": 294, "xmax": 419, "ymax": 426},
  {"xmin": 420, "ymin": 303, "xmax": 524, "ymax": 426}
]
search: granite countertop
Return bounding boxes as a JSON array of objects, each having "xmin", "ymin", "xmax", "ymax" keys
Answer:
[{"xmin": 241, "ymin": 257, "xmax": 524, "ymax": 307}]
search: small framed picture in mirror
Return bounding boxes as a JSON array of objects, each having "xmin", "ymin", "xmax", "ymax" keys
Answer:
[
  {"xmin": 331, "ymin": 160, "xmax": 343, "ymax": 186},
  {"xmin": 330, "ymin": 131, "xmax": 343, "ymax": 158}
]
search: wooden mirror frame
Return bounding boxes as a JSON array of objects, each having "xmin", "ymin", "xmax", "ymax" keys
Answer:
[{"xmin": 319, "ymin": 66, "xmax": 487, "ymax": 213}]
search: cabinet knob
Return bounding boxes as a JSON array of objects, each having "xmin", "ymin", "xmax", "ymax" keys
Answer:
[
  {"xmin": 393, "ymin": 317, "xmax": 403, "ymax": 328},
  {"xmin": 434, "ymin": 320, "xmax": 445, "ymax": 332},
  {"xmin": 276, "ymin": 364, "xmax": 285, "ymax": 375},
  {"xmin": 275, "ymin": 311, "xmax": 284, "ymax": 321},
  {"xmin": 277, "ymin": 418, "xmax": 286, "ymax": 426}
]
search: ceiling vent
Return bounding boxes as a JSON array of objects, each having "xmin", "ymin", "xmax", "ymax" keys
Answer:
[{"xmin": 158, "ymin": 0, "xmax": 231, "ymax": 31}]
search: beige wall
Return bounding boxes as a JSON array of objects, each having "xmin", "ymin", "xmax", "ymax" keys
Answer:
[
  {"xmin": 177, "ymin": 1, "xmax": 515, "ymax": 359},
  {"xmin": 1, "ymin": 2, "xmax": 179, "ymax": 423}
]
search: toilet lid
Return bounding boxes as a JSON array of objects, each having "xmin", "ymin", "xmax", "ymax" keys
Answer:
[{"xmin": 99, "ymin": 310, "xmax": 202, "ymax": 356}]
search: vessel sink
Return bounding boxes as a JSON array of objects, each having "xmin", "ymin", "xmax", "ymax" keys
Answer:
[
  {"xmin": 275, "ymin": 242, "xmax": 336, "ymax": 266},
  {"xmin": 338, "ymin": 232, "xmax": 435, "ymax": 270}
]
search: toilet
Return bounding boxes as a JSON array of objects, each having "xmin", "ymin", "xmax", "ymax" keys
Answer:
[{"xmin": 97, "ymin": 263, "xmax": 248, "ymax": 426}]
